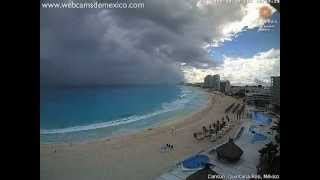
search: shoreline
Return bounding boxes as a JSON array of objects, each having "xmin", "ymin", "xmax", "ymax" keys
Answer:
[
  {"xmin": 40, "ymin": 88, "xmax": 210, "ymax": 145},
  {"xmin": 41, "ymin": 93, "xmax": 242, "ymax": 180}
]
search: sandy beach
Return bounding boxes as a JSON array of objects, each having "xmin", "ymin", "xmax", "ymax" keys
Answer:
[{"xmin": 40, "ymin": 93, "xmax": 243, "ymax": 180}]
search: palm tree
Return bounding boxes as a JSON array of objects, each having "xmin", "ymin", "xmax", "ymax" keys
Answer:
[
  {"xmin": 257, "ymin": 119, "xmax": 280, "ymax": 175},
  {"xmin": 257, "ymin": 142, "xmax": 279, "ymax": 175},
  {"xmin": 271, "ymin": 120, "xmax": 280, "ymax": 144}
]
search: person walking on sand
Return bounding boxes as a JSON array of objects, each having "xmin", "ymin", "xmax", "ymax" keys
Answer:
[
  {"xmin": 171, "ymin": 126, "xmax": 176, "ymax": 136},
  {"xmin": 202, "ymin": 126, "xmax": 206, "ymax": 136}
]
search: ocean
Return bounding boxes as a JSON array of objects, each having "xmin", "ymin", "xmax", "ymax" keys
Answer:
[{"xmin": 40, "ymin": 85, "xmax": 208, "ymax": 144}]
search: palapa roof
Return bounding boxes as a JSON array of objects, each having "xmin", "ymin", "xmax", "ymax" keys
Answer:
[
  {"xmin": 186, "ymin": 164, "xmax": 218, "ymax": 180},
  {"xmin": 216, "ymin": 138, "xmax": 243, "ymax": 162}
]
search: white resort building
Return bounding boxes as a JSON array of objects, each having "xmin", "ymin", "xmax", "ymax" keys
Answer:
[
  {"xmin": 245, "ymin": 87, "xmax": 272, "ymax": 108},
  {"xmin": 203, "ymin": 74, "xmax": 220, "ymax": 91}
]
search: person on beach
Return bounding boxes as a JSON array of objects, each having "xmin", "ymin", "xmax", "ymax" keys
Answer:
[
  {"xmin": 160, "ymin": 145, "xmax": 166, "ymax": 152},
  {"xmin": 202, "ymin": 126, "xmax": 207, "ymax": 136},
  {"xmin": 193, "ymin": 133, "xmax": 197, "ymax": 139},
  {"xmin": 171, "ymin": 126, "xmax": 176, "ymax": 136},
  {"xmin": 222, "ymin": 121, "xmax": 226, "ymax": 128},
  {"xmin": 210, "ymin": 125, "xmax": 214, "ymax": 134},
  {"xmin": 164, "ymin": 144, "xmax": 173, "ymax": 150}
]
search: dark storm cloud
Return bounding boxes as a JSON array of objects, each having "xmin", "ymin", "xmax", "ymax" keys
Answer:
[{"xmin": 40, "ymin": 0, "xmax": 243, "ymax": 87}]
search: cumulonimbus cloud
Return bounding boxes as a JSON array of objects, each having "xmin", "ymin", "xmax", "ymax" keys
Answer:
[{"xmin": 41, "ymin": 0, "xmax": 277, "ymax": 87}]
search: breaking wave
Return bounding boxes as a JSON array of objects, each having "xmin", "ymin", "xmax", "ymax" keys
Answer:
[{"xmin": 40, "ymin": 86, "xmax": 198, "ymax": 135}]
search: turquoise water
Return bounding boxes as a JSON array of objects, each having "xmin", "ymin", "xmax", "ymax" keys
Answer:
[
  {"xmin": 182, "ymin": 154, "xmax": 210, "ymax": 169},
  {"xmin": 40, "ymin": 85, "xmax": 208, "ymax": 144},
  {"xmin": 252, "ymin": 111, "xmax": 272, "ymax": 125},
  {"xmin": 249, "ymin": 112, "xmax": 272, "ymax": 143},
  {"xmin": 251, "ymin": 133, "xmax": 268, "ymax": 143}
]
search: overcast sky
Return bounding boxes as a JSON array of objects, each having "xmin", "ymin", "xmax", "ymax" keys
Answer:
[{"xmin": 40, "ymin": 0, "xmax": 280, "ymax": 87}]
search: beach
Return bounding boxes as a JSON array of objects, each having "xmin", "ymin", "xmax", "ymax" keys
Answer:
[{"xmin": 40, "ymin": 93, "xmax": 243, "ymax": 180}]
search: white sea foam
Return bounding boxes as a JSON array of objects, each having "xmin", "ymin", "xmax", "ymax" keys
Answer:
[{"xmin": 40, "ymin": 86, "xmax": 199, "ymax": 135}]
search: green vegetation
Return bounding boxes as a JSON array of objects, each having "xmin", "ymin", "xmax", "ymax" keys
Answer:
[{"xmin": 257, "ymin": 119, "xmax": 280, "ymax": 176}]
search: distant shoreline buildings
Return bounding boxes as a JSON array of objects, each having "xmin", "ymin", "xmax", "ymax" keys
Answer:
[
  {"xmin": 203, "ymin": 74, "xmax": 220, "ymax": 90},
  {"xmin": 242, "ymin": 76, "xmax": 280, "ymax": 113},
  {"xmin": 182, "ymin": 75, "xmax": 280, "ymax": 114},
  {"xmin": 202, "ymin": 74, "xmax": 231, "ymax": 94},
  {"xmin": 271, "ymin": 76, "xmax": 280, "ymax": 114},
  {"xmin": 271, "ymin": 76, "xmax": 280, "ymax": 105}
]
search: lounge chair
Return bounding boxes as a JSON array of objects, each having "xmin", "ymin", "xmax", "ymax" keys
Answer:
[
  {"xmin": 194, "ymin": 132, "xmax": 205, "ymax": 140},
  {"xmin": 210, "ymin": 134, "xmax": 217, "ymax": 142},
  {"xmin": 217, "ymin": 130, "xmax": 223, "ymax": 138},
  {"xmin": 222, "ymin": 126, "xmax": 229, "ymax": 133},
  {"xmin": 204, "ymin": 132, "xmax": 211, "ymax": 137}
]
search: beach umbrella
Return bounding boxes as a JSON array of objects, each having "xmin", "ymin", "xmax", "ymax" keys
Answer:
[
  {"xmin": 216, "ymin": 138, "xmax": 243, "ymax": 162},
  {"xmin": 186, "ymin": 164, "xmax": 218, "ymax": 180}
]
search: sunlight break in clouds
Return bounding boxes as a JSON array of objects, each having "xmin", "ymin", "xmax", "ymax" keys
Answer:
[
  {"xmin": 201, "ymin": 1, "xmax": 276, "ymax": 49},
  {"xmin": 181, "ymin": 48, "xmax": 280, "ymax": 86}
]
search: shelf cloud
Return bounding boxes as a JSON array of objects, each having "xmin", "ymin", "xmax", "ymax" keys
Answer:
[{"xmin": 41, "ymin": 0, "xmax": 276, "ymax": 87}]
